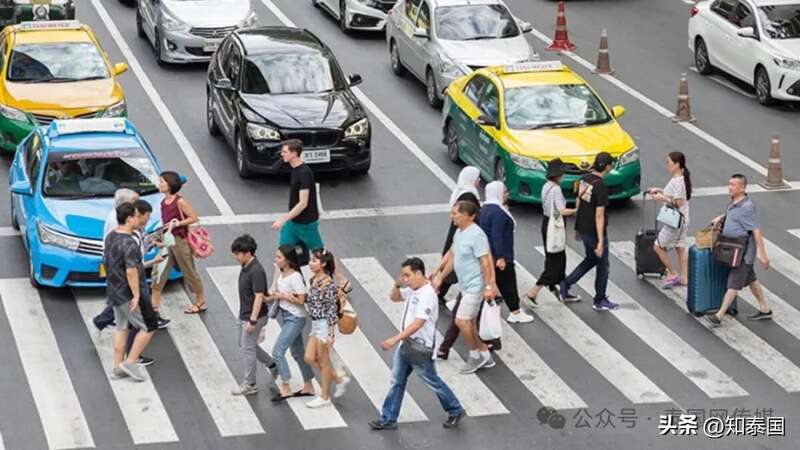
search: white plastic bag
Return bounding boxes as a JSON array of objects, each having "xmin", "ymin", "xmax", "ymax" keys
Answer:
[
  {"xmin": 479, "ymin": 300, "xmax": 502, "ymax": 341},
  {"xmin": 546, "ymin": 187, "xmax": 566, "ymax": 253}
]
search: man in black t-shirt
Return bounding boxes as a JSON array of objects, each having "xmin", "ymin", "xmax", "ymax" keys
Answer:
[
  {"xmin": 559, "ymin": 152, "xmax": 619, "ymax": 311},
  {"xmin": 272, "ymin": 139, "xmax": 324, "ymax": 250}
]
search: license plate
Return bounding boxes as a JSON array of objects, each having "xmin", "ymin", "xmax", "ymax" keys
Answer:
[
  {"xmin": 202, "ymin": 40, "xmax": 220, "ymax": 52},
  {"xmin": 302, "ymin": 149, "xmax": 331, "ymax": 164},
  {"xmin": 98, "ymin": 264, "xmax": 107, "ymax": 279}
]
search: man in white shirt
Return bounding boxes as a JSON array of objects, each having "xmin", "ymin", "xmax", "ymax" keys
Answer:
[{"xmin": 370, "ymin": 258, "xmax": 465, "ymax": 431}]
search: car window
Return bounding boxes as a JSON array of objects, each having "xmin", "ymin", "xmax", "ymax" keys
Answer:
[
  {"xmin": 405, "ymin": 0, "xmax": 421, "ymax": 22},
  {"xmin": 25, "ymin": 134, "xmax": 42, "ymax": 183},
  {"xmin": 242, "ymin": 51, "xmax": 341, "ymax": 95},
  {"xmin": 464, "ymin": 75, "xmax": 487, "ymax": 105},
  {"xmin": 41, "ymin": 149, "xmax": 159, "ymax": 198},
  {"xmin": 0, "ymin": 37, "xmax": 6, "ymax": 75},
  {"xmin": 503, "ymin": 84, "xmax": 612, "ymax": 130},
  {"xmin": 479, "ymin": 81, "xmax": 500, "ymax": 121},
  {"xmin": 435, "ymin": 5, "xmax": 520, "ymax": 40},
  {"xmin": 6, "ymin": 42, "xmax": 109, "ymax": 82},
  {"xmin": 733, "ymin": 2, "xmax": 755, "ymax": 28},
  {"xmin": 417, "ymin": 1, "xmax": 430, "ymax": 32},
  {"xmin": 711, "ymin": 0, "xmax": 737, "ymax": 21},
  {"xmin": 226, "ymin": 43, "xmax": 243, "ymax": 88},
  {"xmin": 216, "ymin": 39, "xmax": 232, "ymax": 72},
  {"xmin": 758, "ymin": 4, "xmax": 800, "ymax": 39}
]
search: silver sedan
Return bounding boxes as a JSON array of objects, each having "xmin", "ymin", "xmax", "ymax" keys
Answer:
[
  {"xmin": 386, "ymin": 0, "xmax": 536, "ymax": 107},
  {"xmin": 137, "ymin": 0, "xmax": 257, "ymax": 65}
]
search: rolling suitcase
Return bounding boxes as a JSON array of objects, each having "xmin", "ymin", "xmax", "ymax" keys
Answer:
[
  {"xmin": 687, "ymin": 245, "xmax": 737, "ymax": 316},
  {"xmin": 635, "ymin": 192, "xmax": 666, "ymax": 279}
]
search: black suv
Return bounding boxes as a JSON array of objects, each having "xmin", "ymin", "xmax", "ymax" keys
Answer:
[{"xmin": 206, "ymin": 27, "xmax": 371, "ymax": 177}]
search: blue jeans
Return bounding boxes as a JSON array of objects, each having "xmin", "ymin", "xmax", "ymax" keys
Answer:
[
  {"xmin": 565, "ymin": 233, "xmax": 610, "ymax": 303},
  {"xmin": 380, "ymin": 347, "xmax": 463, "ymax": 424},
  {"xmin": 273, "ymin": 309, "xmax": 315, "ymax": 384}
]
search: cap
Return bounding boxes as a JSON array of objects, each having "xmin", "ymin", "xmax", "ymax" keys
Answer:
[
  {"xmin": 546, "ymin": 158, "xmax": 567, "ymax": 178},
  {"xmin": 593, "ymin": 152, "xmax": 614, "ymax": 171}
]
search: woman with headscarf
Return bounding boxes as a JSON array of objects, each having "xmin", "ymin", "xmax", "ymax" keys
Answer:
[{"xmin": 479, "ymin": 181, "xmax": 533, "ymax": 323}]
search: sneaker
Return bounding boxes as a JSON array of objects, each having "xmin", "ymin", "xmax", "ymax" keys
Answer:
[
  {"xmin": 369, "ymin": 420, "xmax": 398, "ymax": 430},
  {"xmin": 706, "ymin": 314, "xmax": 722, "ymax": 327},
  {"xmin": 748, "ymin": 310, "xmax": 773, "ymax": 321},
  {"xmin": 231, "ymin": 383, "xmax": 259, "ymax": 396},
  {"xmin": 523, "ymin": 294, "xmax": 540, "ymax": 309},
  {"xmin": 306, "ymin": 396, "xmax": 332, "ymax": 409},
  {"xmin": 119, "ymin": 361, "xmax": 146, "ymax": 382},
  {"xmin": 443, "ymin": 409, "xmax": 466, "ymax": 429},
  {"xmin": 507, "ymin": 310, "xmax": 534, "ymax": 324},
  {"xmin": 459, "ymin": 357, "xmax": 484, "ymax": 375},
  {"xmin": 138, "ymin": 356, "xmax": 155, "ymax": 367},
  {"xmin": 558, "ymin": 282, "xmax": 581, "ymax": 303},
  {"xmin": 481, "ymin": 355, "xmax": 496, "ymax": 369},
  {"xmin": 110, "ymin": 366, "xmax": 129, "ymax": 379},
  {"xmin": 592, "ymin": 299, "xmax": 620, "ymax": 311},
  {"xmin": 334, "ymin": 375, "xmax": 351, "ymax": 399},
  {"xmin": 157, "ymin": 317, "xmax": 171, "ymax": 329}
]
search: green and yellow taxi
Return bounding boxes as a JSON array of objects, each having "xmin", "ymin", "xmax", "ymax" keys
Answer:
[
  {"xmin": 0, "ymin": 1, "xmax": 75, "ymax": 28},
  {"xmin": 0, "ymin": 20, "xmax": 128, "ymax": 152},
  {"xmin": 442, "ymin": 61, "xmax": 640, "ymax": 204}
]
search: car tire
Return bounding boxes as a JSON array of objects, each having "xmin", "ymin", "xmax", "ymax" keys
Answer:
[
  {"xmin": 445, "ymin": 120, "xmax": 461, "ymax": 163},
  {"xmin": 206, "ymin": 93, "xmax": 221, "ymax": 136},
  {"xmin": 390, "ymin": 40, "xmax": 406, "ymax": 76},
  {"xmin": 755, "ymin": 66, "xmax": 775, "ymax": 106},
  {"xmin": 154, "ymin": 29, "xmax": 166, "ymax": 67},
  {"xmin": 426, "ymin": 68, "xmax": 443, "ymax": 109},
  {"xmin": 136, "ymin": 7, "xmax": 146, "ymax": 39},
  {"xmin": 28, "ymin": 255, "xmax": 40, "ymax": 289},
  {"xmin": 339, "ymin": 0, "xmax": 351, "ymax": 34},
  {"xmin": 235, "ymin": 131, "xmax": 254, "ymax": 178},
  {"xmin": 494, "ymin": 157, "xmax": 506, "ymax": 183},
  {"xmin": 10, "ymin": 199, "xmax": 19, "ymax": 231},
  {"xmin": 312, "ymin": 0, "xmax": 320, "ymax": 8},
  {"xmin": 694, "ymin": 38, "xmax": 713, "ymax": 75}
]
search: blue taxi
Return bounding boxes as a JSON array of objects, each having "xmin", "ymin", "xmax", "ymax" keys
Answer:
[{"xmin": 8, "ymin": 118, "xmax": 177, "ymax": 288}]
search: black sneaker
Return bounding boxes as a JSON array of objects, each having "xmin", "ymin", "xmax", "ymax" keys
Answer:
[
  {"xmin": 748, "ymin": 310, "xmax": 773, "ymax": 321},
  {"xmin": 138, "ymin": 356, "xmax": 155, "ymax": 367},
  {"xmin": 369, "ymin": 420, "xmax": 397, "ymax": 430},
  {"xmin": 706, "ymin": 314, "xmax": 722, "ymax": 327},
  {"xmin": 157, "ymin": 317, "xmax": 171, "ymax": 329},
  {"xmin": 443, "ymin": 409, "xmax": 466, "ymax": 429}
]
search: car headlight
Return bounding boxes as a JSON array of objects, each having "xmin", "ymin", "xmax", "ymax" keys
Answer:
[
  {"xmin": 356, "ymin": 0, "xmax": 380, "ymax": 6},
  {"xmin": 246, "ymin": 123, "xmax": 281, "ymax": 141},
  {"xmin": 617, "ymin": 146, "xmax": 639, "ymax": 167},
  {"xmin": 510, "ymin": 153, "xmax": 545, "ymax": 171},
  {"xmin": 161, "ymin": 11, "xmax": 189, "ymax": 32},
  {"xmin": 102, "ymin": 100, "xmax": 127, "ymax": 118},
  {"xmin": 440, "ymin": 54, "xmax": 466, "ymax": 78},
  {"xmin": 773, "ymin": 55, "xmax": 800, "ymax": 72},
  {"xmin": 240, "ymin": 11, "xmax": 258, "ymax": 28},
  {"xmin": 344, "ymin": 117, "xmax": 369, "ymax": 139},
  {"xmin": 37, "ymin": 222, "xmax": 80, "ymax": 251},
  {"xmin": 0, "ymin": 104, "xmax": 30, "ymax": 123}
]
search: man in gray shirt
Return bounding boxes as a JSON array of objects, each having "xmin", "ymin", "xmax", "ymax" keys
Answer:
[{"xmin": 707, "ymin": 174, "xmax": 772, "ymax": 326}]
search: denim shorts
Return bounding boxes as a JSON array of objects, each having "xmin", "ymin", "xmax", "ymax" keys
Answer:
[{"xmin": 309, "ymin": 318, "xmax": 331, "ymax": 342}]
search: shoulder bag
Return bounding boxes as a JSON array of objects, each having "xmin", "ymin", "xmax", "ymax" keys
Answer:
[
  {"xmin": 545, "ymin": 184, "xmax": 566, "ymax": 253},
  {"xmin": 398, "ymin": 295, "xmax": 435, "ymax": 366},
  {"xmin": 176, "ymin": 199, "xmax": 214, "ymax": 259},
  {"xmin": 712, "ymin": 214, "xmax": 751, "ymax": 268}
]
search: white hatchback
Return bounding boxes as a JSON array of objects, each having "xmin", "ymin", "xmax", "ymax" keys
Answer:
[{"xmin": 688, "ymin": 0, "xmax": 800, "ymax": 104}]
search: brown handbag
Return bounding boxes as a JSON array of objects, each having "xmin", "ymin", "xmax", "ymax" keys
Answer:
[{"xmin": 694, "ymin": 226, "xmax": 719, "ymax": 249}]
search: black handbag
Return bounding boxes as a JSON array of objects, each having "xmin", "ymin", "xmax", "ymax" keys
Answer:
[
  {"xmin": 399, "ymin": 296, "xmax": 435, "ymax": 366},
  {"xmin": 713, "ymin": 235, "xmax": 749, "ymax": 268}
]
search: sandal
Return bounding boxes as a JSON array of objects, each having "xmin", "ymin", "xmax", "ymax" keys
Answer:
[
  {"xmin": 271, "ymin": 392, "xmax": 293, "ymax": 403},
  {"xmin": 184, "ymin": 303, "xmax": 207, "ymax": 314},
  {"xmin": 292, "ymin": 390, "xmax": 315, "ymax": 398}
]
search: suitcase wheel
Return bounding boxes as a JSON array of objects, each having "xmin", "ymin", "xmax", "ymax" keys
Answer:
[{"xmin": 637, "ymin": 272, "xmax": 644, "ymax": 280}]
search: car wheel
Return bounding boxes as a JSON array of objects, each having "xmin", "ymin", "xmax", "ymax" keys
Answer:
[
  {"xmin": 426, "ymin": 68, "xmax": 443, "ymax": 109},
  {"xmin": 312, "ymin": 0, "xmax": 320, "ymax": 8},
  {"xmin": 136, "ymin": 7, "xmax": 146, "ymax": 39},
  {"xmin": 390, "ymin": 40, "xmax": 406, "ymax": 76},
  {"xmin": 154, "ymin": 29, "xmax": 166, "ymax": 67},
  {"xmin": 339, "ymin": 0, "xmax": 351, "ymax": 34},
  {"xmin": 206, "ymin": 93, "xmax": 221, "ymax": 136},
  {"xmin": 445, "ymin": 120, "xmax": 461, "ymax": 163},
  {"xmin": 694, "ymin": 38, "xmax": 713, "ymax": 75},
  {"xmin": 235, "ymin": 131, "xmax": 254, "ymax": 178},
  {"xmin": 10, "ymin": 199, "xmax": 19, "ymax": 231},
  {"xmin": 755, "ymin": 66, "xmax": 775, "ymax": 106},
  {"xmin": 494, "ymin": 157, "xmax": 506, "ymax": 182}
]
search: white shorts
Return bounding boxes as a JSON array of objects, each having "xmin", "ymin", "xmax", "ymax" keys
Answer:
[
  {"xmin": 309, "ymin": 319, "xmax": 331, "ymax": 343},
  {"xmin": 455, "ymin": 292, "xmax": 483, "ymax": 320}
]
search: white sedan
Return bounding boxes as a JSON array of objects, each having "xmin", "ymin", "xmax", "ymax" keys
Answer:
[{"xmin": 688, "ymin": 0, "xmax": 800, "ymax": 105}]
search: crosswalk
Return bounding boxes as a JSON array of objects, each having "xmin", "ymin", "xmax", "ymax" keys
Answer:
[{"xmin": 1, "ymin": 235, "xmax": 800, "ymax": 448}]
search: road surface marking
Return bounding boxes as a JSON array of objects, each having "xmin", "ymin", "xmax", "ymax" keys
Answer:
[
  {"xmin": 89, "ymin": 0, "xmax": 234, "ymax": 216},
  {"xmin": 415, "ymin": 253, "xmax": 587, "ymax": 410},
  {"xmin": 768, "ymin": 232, "xmax": 800, "ymax": 283},
  {"xmin": 343, "ymin": 257, "xmax": 509, "ymax": 417},
  {"xmin": 160, "ymin": 287, "xmax": 265, "ymax": 436},
  {"xmin": 73, "ymin": 291, "xmax": 179, "ymax": 444},
  {"xmin": 540, "ymin": 246, "xmax": 746, "ymax": 399},
  {"xmin": 207, "ymin": 266, "xmax": 347, "ymax": 430},
  {"xmin": 0, "ymin": 279, "xmax": 94, "ymax": 450},
  {"xmin": 610, "ymin": 241, "xmax": 800, "ymax": 392}
]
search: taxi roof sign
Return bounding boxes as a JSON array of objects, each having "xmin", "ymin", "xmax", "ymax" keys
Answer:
[
  {"xmin": 18, "ymin": 20, "xmax": 82, "ymax": 32},
  {"xmin": 49, "ymin": 118, "xmax": 129, "ymax": 137},
  {"xmin": 502, "ymin": 61, "xmax": 564, "ymax": 74}
]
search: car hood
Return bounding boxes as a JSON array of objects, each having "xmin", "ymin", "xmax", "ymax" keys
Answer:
[
  {"xmin": 439, "ymin": 36, "xmax": 533, "ymax": 67},
  {"xmin": 242, "ymin": 91, "xmax": 355, "ymax": 128},
  {"xmin": 3, "ymin": 79, "xmax": 118, "ymax": 110},
  {"xmin": 767, "ymin": 38, "xmax": 800, "ymax": 58},
  {"xmin": 508, "ymin": 122, "xmax": 635, "ymax": 163},
  {"xmin": 162, "ymin": 0, "xmax": 252, "ymax": 27},
  {"xmin": 41, "ymin": 194, "xmax": 162, "ymax": 241}
]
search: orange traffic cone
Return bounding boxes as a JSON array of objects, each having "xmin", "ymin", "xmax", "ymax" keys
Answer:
[
  {"xmin": 593, "ymin": 29, "xmax": 613, "ymax": 74},
  {"xmin": 546, "ymin": 1, "xmax": 576, "ymax": 52},
  {"xmin": 759, "ymin": 136, "xmax": 789, "ymax": 190},
  {"xmin": 672, "ymin": 73, "xmax": 696, "ymax": 122}
]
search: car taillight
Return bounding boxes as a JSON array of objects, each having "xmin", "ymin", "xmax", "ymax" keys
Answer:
[{"xmin": 690, "ymin": 5, "xmax": 699, "ymax": 17}]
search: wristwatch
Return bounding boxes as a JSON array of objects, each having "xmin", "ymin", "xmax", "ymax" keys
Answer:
[{"xmin": 248, "ymin": 319, "xmax": 257, "ymax": 325}]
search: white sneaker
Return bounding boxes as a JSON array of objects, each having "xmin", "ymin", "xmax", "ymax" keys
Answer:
[
  {"xmin": 306, "ymin": 396, "xmax": 332, "ymax": 409},
  {"xmin": 507, "ymin": 310, "xmax": 534, "ymax": 323},
  {"xmin": 334, "ymin": 375, "xmax": 351, "ymax": 399}
]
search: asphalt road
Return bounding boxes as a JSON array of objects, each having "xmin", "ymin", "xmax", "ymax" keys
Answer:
[{"xmin": 1, "ymin": 0, "xmax": 799, "ymax": 449}]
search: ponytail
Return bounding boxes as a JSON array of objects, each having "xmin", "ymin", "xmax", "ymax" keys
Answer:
[{"xmin": 668, "ymin": 151, "xmax": 692, "ymax": 201}]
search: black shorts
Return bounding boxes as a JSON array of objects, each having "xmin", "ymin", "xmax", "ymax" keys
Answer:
[{"xmin": 727, "ymin": 263, "xmax": 757, "ymax": 291}]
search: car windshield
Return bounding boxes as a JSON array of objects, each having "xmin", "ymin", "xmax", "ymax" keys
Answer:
[
  {"xmin": 758, "ymin": 5, "xmax": 800, "ymax": 39},
  {"xmin": 504, "ymin": 84, "xmax": 611, "ymax": 130},
  {"xmin": 435, "ymin": 5, "xmax": 519, "ymax": 40},
  {"xmin": 42, "ymin": 149, "xmax": 159, "ymax": 198},
  {"xmin": 7, "ymin": 42, "xmax": 109, "ymax": 83},
  {"xmin": 241, "ymin": 51, "xmax": 340, "ymax": 95}
]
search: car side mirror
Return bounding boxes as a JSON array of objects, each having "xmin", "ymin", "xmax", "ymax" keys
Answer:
[
  {"xmin": 348, "ymin": 73, "xmax": 362, "ymax": 87},
  {"xmin": 113, "ymin": 62, "xmax": 128, "ymax": 76},
  {"xmin": 519, "ymin": 20, "xmax": 533, "ymax": 33},
  {"xmin": 476, "ymin": 115, "xmax": 499, "ymax": 129},
  {"xmin": 10, "ymin": 179, "xmax": 32, "ymax": 196},
  {"xmin": 413, "ymin": 28, "xmax": 430, "ymax": 39},
  {"xmin": 214, "ymin": 77, "xmax": 236, "ymax": 91},
  {"xmin": 736, "ymin": 26, "xmax": 757, "ymax": 39},
  {"xmin": 612, "ymin": 105, "xmax": 625, "ymax": 119}
]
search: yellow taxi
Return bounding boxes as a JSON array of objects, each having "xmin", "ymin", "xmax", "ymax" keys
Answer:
[
  {"xmin": 442, "ymin": 61, "xmax": 640, "ymax": 204},
  {"xmin": 0, "ymin": 20, "xmax": 128, "ymax": 152}
]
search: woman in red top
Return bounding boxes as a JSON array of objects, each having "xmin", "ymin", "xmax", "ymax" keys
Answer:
[{"xmin": 151, "ymin": 171, "xmax": 206, "ymax": 315}]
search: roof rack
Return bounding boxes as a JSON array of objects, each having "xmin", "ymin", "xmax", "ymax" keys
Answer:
[
  {"xmin": 17, "ymin": 20, "xmax": 82, "ymax": 32},
  {"xmin": 502, "ymin": 61, "xmax": 564, "ymax": 74},
  {"xmin": 48, "ymin": 118, "xmax": 130, "ymax": 137}
]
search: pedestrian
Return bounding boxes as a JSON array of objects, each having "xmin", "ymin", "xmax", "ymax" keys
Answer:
[
  {"xmin": 151, "ymin": 171, "xmax": 206, "ymax": 318},
  {"xmin": 707, "ymin": 174, "xmax": 772, "ymax": 326},
  {"xmin": 230, "ymin": 234, "xmax": 275, "ymax": 396},
  {"xmin": 526, "ymin": 159, "xmax": 579, "ymax": 305},
  {"xmin": 479, "ymin": 181, "xmax": 533, "ymax": 323},
  {"xmin": 559, "ymin": 152, "xmax": 619, "ymax": 311},
  {"xmin": 432, "ymin": 201, "xmax": 499, "ymax": 374},
  {"xmin": 269, "ymin": 245, "xmax": 316, "ymax": 402},
  {"xmin": 370, "ymin": 257, "xmax": 465, "ymax": 431},
  {"xmin": 647, "ymin": 151, "xmax": 692, "ymax": 288},
  {"xmin": 303, "ymin": 248, "xmax": 349, "ymax": 408},
  {"xmin": 105, "ymin": 203, "xmax": 157, "ymax": 382}
]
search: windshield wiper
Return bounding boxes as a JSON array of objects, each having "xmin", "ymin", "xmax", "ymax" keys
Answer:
[
  {"xmin": 462, "ymin": 35, "xmax": 498, "ymax": 41},
  {"xmin": 45, "ymin": 192, "xmax": 113, "ymax": 200},
  {"xmin": 526, "ymin": 121, "xmax": 586, "ymax": 130}
]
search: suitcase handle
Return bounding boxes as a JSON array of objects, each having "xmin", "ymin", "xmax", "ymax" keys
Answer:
[{"xmin": 642, "ymin": 191, "xmax": 658, "ymax": 230}]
